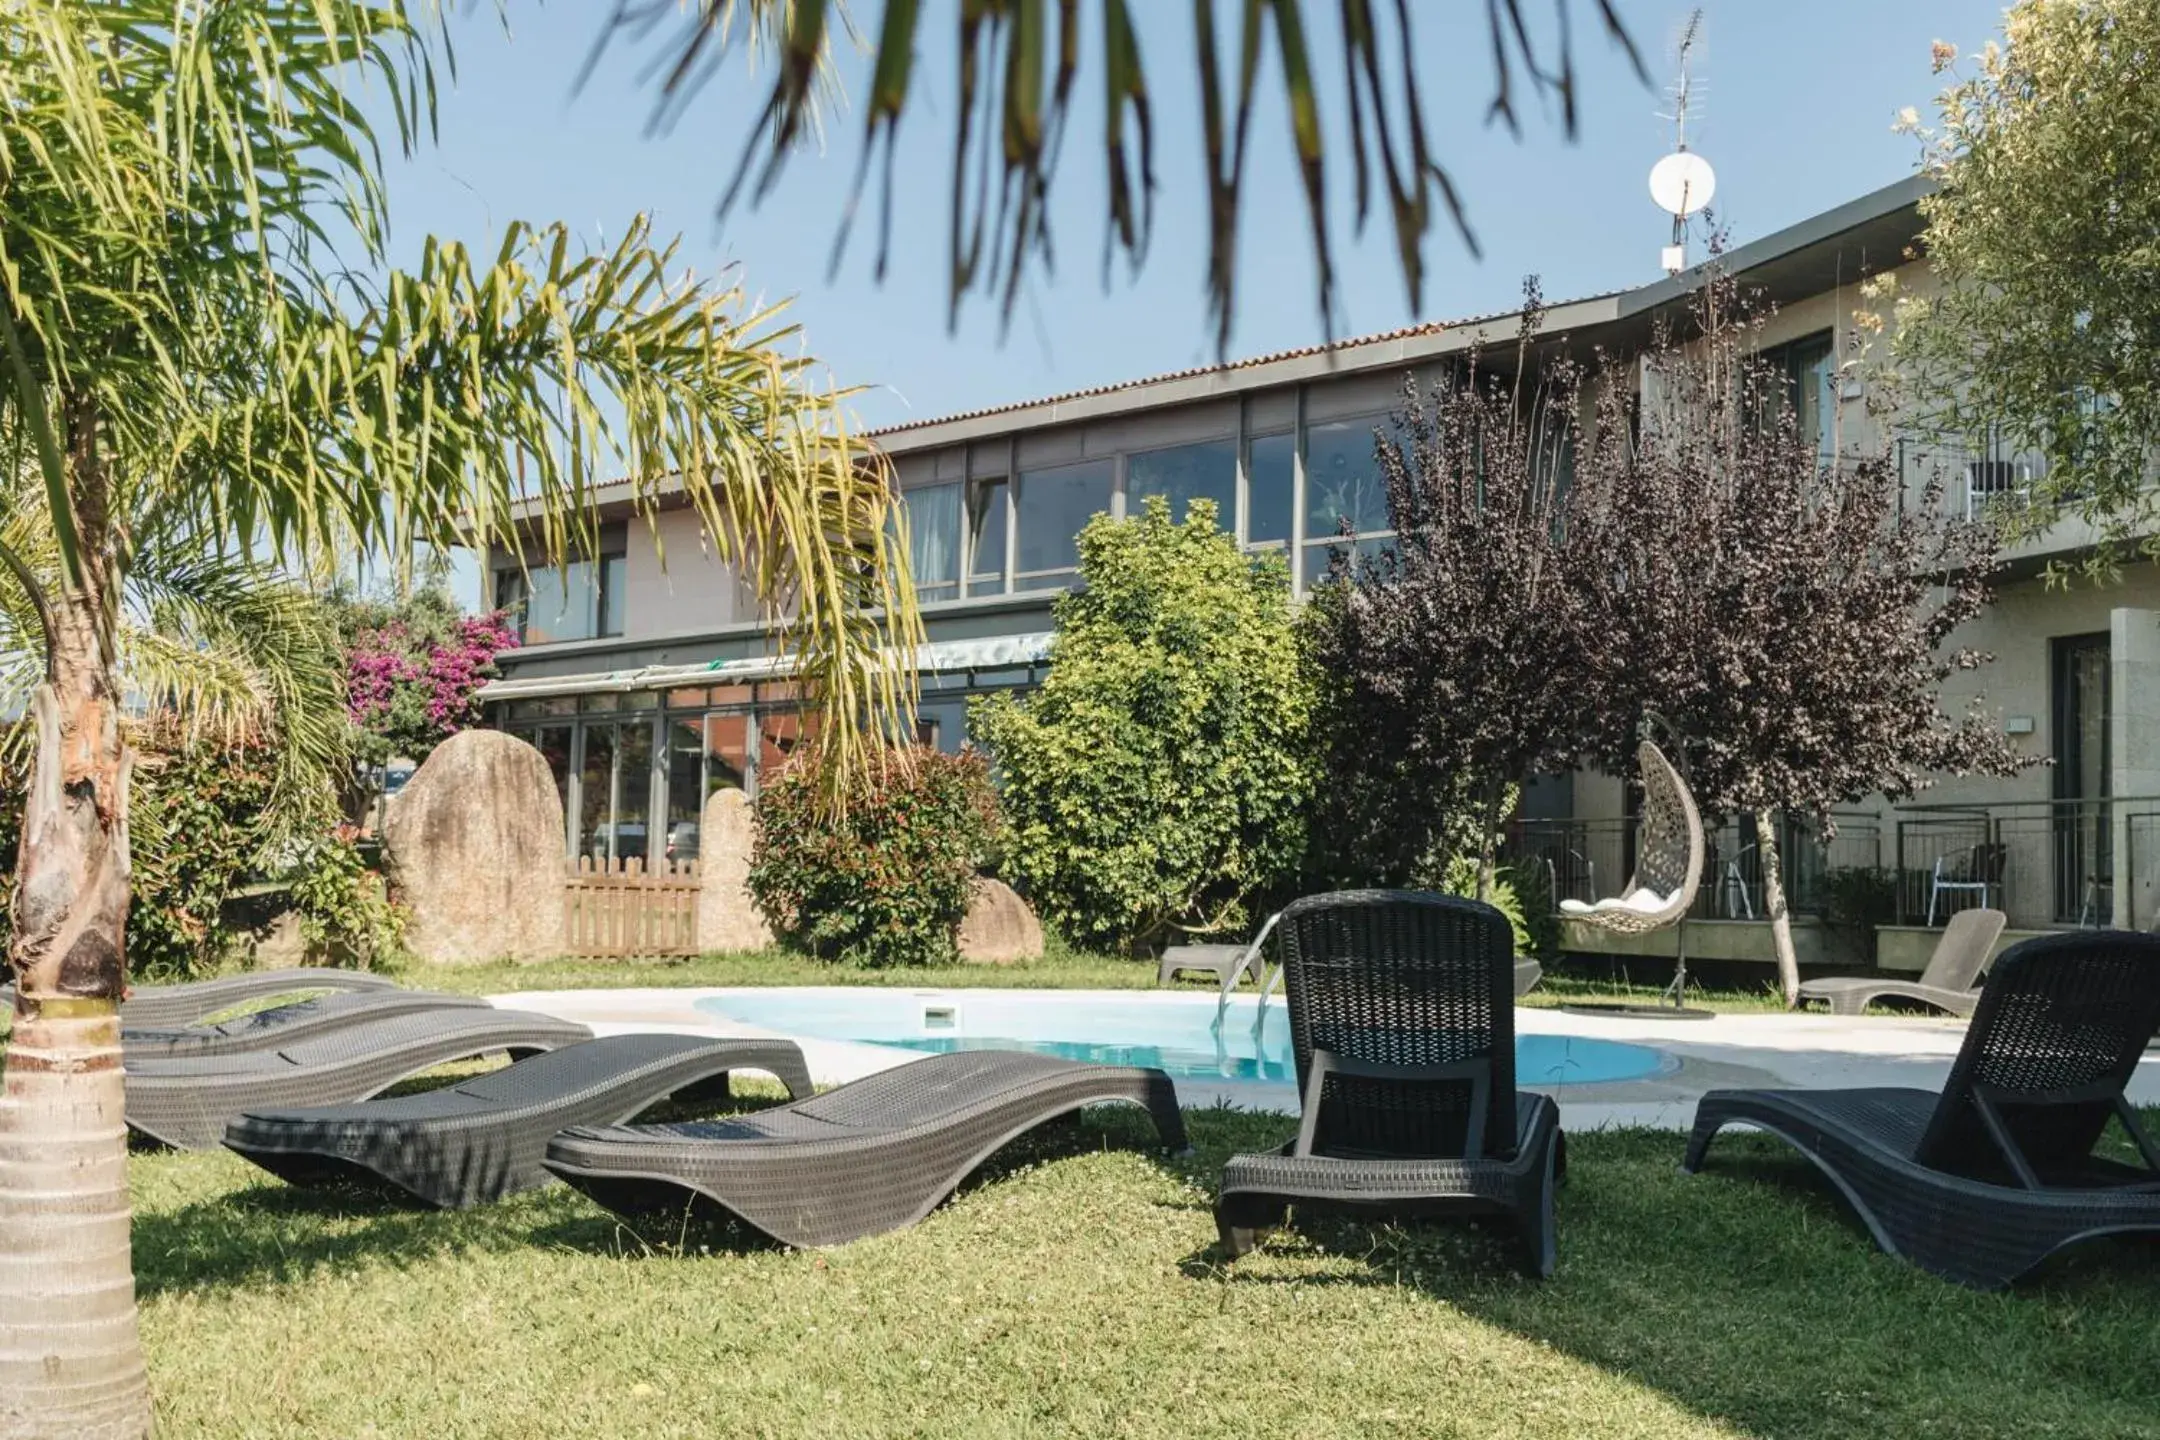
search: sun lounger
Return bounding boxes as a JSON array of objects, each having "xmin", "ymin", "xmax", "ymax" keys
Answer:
[
  {"xmin": 543, "ymin": 1049, "xmax": 1187, "ymax": 1248},
  {"xmin": 1214, "ymin": 890, "xmax": 1566, "ymax": 1276},
  {"xmin": 124, "ymin": 1007, "xmax": 593, "ymax": 1150},
  {"xmin": 224, "ymin": 1033, "xmax": 814, "ymax": 1208},
  {"xmin": 1685, "ymin": 929, "xmax": 2160, "ymax": 1289},
  {"xmin": 1797, "ymin": 907, "xmax": 2006, "ymax": 1017},
  {"xmin": 2, "ymin": 967, "xmax": 400, "ymax": 1028},
  {"xmin": 124, "ymin": 988, "xmax": 492, "ymax": 1061}
]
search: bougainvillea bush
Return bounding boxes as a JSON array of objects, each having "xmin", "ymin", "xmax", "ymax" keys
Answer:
[
  {"xmin": 337, "ymin": 586, "xmax": 519, "ymax": 766},
  {"xmin": 750, "ymin": 747, "xmax": 1004, "ymax": 967}
]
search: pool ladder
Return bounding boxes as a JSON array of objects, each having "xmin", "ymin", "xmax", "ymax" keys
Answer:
[{"xmin": 1209, "ymin": 911, "xmax": 1284, "ymax": 1039}]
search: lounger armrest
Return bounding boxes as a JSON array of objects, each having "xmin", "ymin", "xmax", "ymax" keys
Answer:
[
  {"xmin": 1293, "ymin": 1049, "xmax": 1493, "ymax": 1161},
  {"xmin": 1971, "ymin": 1079, "xmax": 2160, "ymax": 1190}
]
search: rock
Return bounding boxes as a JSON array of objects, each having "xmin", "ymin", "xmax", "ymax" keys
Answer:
[
  {"xmin": 382, "ymin": 730, "xmax": 565, "ymax": 963},
  {"xmin": 957, "ymin": 877, "xmax": 1043, "ymax": 964},
  {"xmin": 696, "ymin": 788, "xmax": 775, "ymax": 953}
]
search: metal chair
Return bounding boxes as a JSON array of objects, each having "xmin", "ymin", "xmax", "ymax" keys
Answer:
[
  {"xmin": 1925, "ymin": 842, "xmax": 2006, "ymax": 926},
  {"xmin": 1719, "ymin": 841, "xmax": 1758, "ymax": 920}
]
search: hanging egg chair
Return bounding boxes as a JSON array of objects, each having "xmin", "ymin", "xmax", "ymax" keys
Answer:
[{"xmin": 1559, "ymin": 739, "xmax": 1712, "ymax": 1017}]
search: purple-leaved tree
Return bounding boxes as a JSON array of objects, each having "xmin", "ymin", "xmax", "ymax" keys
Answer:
[{"xmin": 1575, "ymin": 277, "xmax": 2030, "ymax": 1004}]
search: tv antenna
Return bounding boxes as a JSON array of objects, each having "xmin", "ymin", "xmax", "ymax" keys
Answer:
[{"xmin": 1649, "ymin": 10, "xmax": 1715, "ymax": 275}]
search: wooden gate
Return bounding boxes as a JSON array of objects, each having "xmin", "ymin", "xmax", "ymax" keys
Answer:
[{"xmin": 563, "ymin": 857, "xmax": 700, "ymax": 958}]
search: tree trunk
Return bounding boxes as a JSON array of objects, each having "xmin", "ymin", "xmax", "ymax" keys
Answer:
[
  {"xmin": 0, "ymin": 408, "xmax": 151, "ymax": 1437},
  {"xmin": 1754, "ymin": 809, "xmax": 1802, "ymax": 1008}
]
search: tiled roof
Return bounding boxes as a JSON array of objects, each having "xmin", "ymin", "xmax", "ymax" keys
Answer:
[{"xmin": 862, "ymin": 293, "xmax": 1628, "ymax": 440}]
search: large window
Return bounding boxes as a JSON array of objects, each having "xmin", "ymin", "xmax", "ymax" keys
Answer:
[
  {"xmin": 903, "ymin": 483, "xmax": 961, "ymax": 603},
  {"xmin": 1126, "ymin": 440, "xmax": 1236, "ymax": 530},
  {"xmin": 495, "ymin": 555, "xmax": 627, "ymax": 645},
  {"xmin": 1765, "ymin": 330, "xmax": 1837, "ymax": 463},
  {"xmin": 1015, "ymin": 459, "xmax": 1114, "ymax": 590},
  {"xmin": 967, "ymin": 476, "xmax": 1009, "ymax": 593},
  {"xmin": 1302, "ymin": 416, "xmax": 1397, "ymax": 584},
  {"xmin": 1246, "ymin": 431, "xmax": 1295, "ymax": 547}
]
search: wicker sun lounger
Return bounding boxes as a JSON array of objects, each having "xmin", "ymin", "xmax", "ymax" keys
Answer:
[
  {"xmin": 1685, "ymin": 929, "xmax": 2160, "ymax": 1289},
  {"xmin": 1797, "ymin": 907, "xmax": 2007, "ymax": 1017},
  {"xmin": 124, "ymin": 988, "xmax": 492, "ymax": 1062},
  {"xmin": 543, "ymin": 1049, "xmax": 1188, "ymax": 1248},
  {"xmin": 3, "ymin": 967, "xmax": 400, "ymax": 1028},
  {"xmin": 125, "ymin": 1007, "xmax": 593, "ymax": 1150},
  {"xmin": 224, "ymin": 1033, "xmax": 815, "ymax": 1208},
  {"xmin": 1214, "ymin": 890, "xmax": 1566, "ymax": 1276}
]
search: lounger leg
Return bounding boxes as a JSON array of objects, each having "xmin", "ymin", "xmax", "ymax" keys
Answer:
[
  {"xmin": 1214, "ymin": 1196, "xmax": 1288, "ymax": 1257},
  {"xmin": 1679, "ymin": 1112, "xmax": 1726, "ymax": 1174},
  {"xmin": 1517, "ymin": 1132, "xmax": 1562, "ymax": 1279},
  {"xmin": 1137, "ymin": 1072, "xmax": 1190, "ymax": 1153}
]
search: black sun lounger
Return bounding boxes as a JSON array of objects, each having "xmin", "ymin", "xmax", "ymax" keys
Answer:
[
  {"xmin": 124, "ymin": 1007, "xmax": 593, "ymax": 1150},
  {"xmin": 1213, "ymin": 890, "xmax": 1566, "ymax": 1277},
  {"xmin": 124, "ymin": 988, "xmax": 492, "ymax": 1061},
  {"xmin": 224, "ymin": 1033, "xmax": 815, "ymax": 1208},
  {"xmin": 5, "ymin": 967, "xmax": 400, "ymax": 1027},
  {"xmin": 1685, "ymin": 929, "xmax": 2160, "ymax": 1289},
  {"xmin": 542, "ymin": 1049, "xmax": 1188, "ymax": 1248}
]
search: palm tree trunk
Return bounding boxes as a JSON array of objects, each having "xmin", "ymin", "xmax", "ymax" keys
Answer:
[
  {"xmin": 1753, "ymin": 809, "xmax": 1802, "ymax": 1008},
  {"xmin": 0, "ymin": 411, "xmax": 151, "ymax": 1438}
]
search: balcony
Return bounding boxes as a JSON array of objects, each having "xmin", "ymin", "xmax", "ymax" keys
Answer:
[
  {"xmin": 1511, "ymin": 811, "xmax": 1882, "ymax": 923},
  {"xmin": 1891, "ymin": 797, "xmax": 2160, "ymax": 932},
  {"xmin": 1893, "ymin": 430, "xmax": 2050, "ymax": 525}
]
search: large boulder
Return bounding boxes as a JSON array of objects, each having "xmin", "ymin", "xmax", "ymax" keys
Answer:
[
  {"xmin": 958, "ymin": 877, "xmax": 1044, "ymax": 964},
  {"xmin": 382, "ymin": 730, "xmax": 564, "ymax": 963},
  {"xmin": 696, "ymin": 787, "xmax": 775, "ymax": 953}
]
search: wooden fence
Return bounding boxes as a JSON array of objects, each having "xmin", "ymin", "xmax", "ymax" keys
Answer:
[{"xmin": 563, "ymin": 857, "xmax": 700, "ymax": 958}]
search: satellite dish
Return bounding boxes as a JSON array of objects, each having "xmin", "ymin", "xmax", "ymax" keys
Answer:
[{"xmin": 1649, "ymin": 151, "xmax": 1717, "ymax": 218}]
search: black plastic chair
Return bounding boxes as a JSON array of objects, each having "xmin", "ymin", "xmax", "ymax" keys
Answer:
[
  {"xmin": 1686, "ymin": 929, "xmax": 2160, "ymax": 1289},
  {"xmin": 1213, "ymin": 890, "xmax": 1566, "ymax": 1276}
]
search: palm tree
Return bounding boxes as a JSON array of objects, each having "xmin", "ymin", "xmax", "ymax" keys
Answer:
[
  {"xmin": 0, "ymin": 6, "xmax": 916, "ymax": 1435},
  {"xmin": 602, "ymin": 1, "xmax": 1643, "ymax": 350}
]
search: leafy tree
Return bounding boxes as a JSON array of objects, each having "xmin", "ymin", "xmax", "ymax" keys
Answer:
[
  {"xmin": 1303, "ymin": 320, "xmax": 1602, "ymax": 899},
  {"xmin": 1896, "ymin": 4, "xmax": 2160, "ymax": 566},
  {"xmin": 607, "ymin": 1, "xmax": 1643, "ymax": 348},
  {"xmin": 1583, "ymin": 281, "xmax": 2029, "ymax": 1004},
  {"xmin": 0, "ymin": 6, "xmax": 915, "ymax": 1433},
  {"xmin": 972, "ymin": 498, "xmax": 1312, "ymax": 952}
]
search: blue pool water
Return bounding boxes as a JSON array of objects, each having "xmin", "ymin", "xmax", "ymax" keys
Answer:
[{"xmin": 695, "ymin": 990, "xmax": 1673, "ymax": 1087}]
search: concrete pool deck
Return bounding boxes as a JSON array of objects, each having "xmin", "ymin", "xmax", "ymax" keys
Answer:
[{"xmin": 490, "ymin": 985, "xmax": 2160, "ymax": 1133}]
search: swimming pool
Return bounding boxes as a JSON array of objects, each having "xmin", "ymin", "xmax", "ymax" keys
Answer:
[{"xmin": 694, "ymin": 990, "xmax": 1674, "ymax": 1087}]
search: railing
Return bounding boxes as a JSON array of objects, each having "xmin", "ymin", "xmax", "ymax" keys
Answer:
[
  {"xmin": 2120, "ymin": 809, "xmax": 2160, "ymax": 933},
  {"xmin": 1507, "ymin": 812, "xmax": 1880, "ymax": 921},
  {"xmin": 563, "ymin": 856, "xmax": 700, "ymax": 958},
  {"xmin": 1893, "ymin": 797, "xmax": 2160, "ymax": 931},
  {"xmin": 1894, "ymin": 430, "xmax": 2050, "ymax": 523}
]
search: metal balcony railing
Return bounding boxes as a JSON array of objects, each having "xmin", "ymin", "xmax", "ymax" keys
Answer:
[
  {"xmin": 1892, "ymin": 797, "xmax": 2160, "ymax": 930},
  {"xmin": 1507, "ymin": 812, "xmax": 1881, "ymax": 922},
  {"xmin": 1894, "ymin": 430, "xmax": 2051, "ymax": 524}
]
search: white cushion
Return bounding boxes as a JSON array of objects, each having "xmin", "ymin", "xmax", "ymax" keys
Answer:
[{"xmin": 1559, "ymin": 888, "xmax": 1673, "ymax": 917}]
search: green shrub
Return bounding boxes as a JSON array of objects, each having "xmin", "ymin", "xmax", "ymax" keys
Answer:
[
  {"xmin": 971, "ymin": 497, "xmax": 1314, "ymax": 952},
  {"xmin": 1433, "ymin": 854, "xmax": 1534, "ymax": 957},
  {"xmin": 1, "ymin": 740, "xmax": 404, "ymax": 980},
  {"xmin": 126, "ymin": 740, "xmax": 285, "ymax": 979},
  {"xmin": 286, "ymin": 831, "xmax": 408, "ymax": 971},
  {"xmin": 750, "ymin": 747, "xmax": 1004, "ymax": 966}
]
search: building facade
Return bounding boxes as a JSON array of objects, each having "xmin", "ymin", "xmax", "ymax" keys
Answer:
[{"xmin": 479, "ymin": 175, "xmax": 2160, "ymax": 960}]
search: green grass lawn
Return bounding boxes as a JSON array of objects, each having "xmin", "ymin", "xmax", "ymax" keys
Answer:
[{"xmin": 131, "ymin": 1097, "xmax": 2160, "ymax": 1439}]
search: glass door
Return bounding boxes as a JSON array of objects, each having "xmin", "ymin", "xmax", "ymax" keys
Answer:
[{"xmin": 2052, "ymin": 634, "xmax": 2111, "ymax": 921}]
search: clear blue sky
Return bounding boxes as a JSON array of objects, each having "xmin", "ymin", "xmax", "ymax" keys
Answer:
[{"xmin": 374, "ymin": 2, "xmax": 2010, "ymax": 439}]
